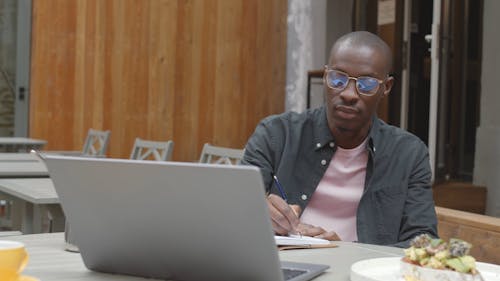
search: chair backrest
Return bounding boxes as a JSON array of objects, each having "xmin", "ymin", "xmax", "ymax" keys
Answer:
[
  {"xmin": 130, "ymin": 138, "xmax": 174, "ymax": 161},
  {"xmin": 82, "ymin": 129, "xmax": 111, "ymax": 157},
  {"xmin": 198, "ymin": 143, "xmax": 244, "ymax": 165},
  {"xmin": 435, "ymin": 206, "xmax": 500, "ymax": 264}
]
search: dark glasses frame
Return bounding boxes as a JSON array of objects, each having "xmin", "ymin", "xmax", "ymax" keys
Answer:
[{"xmin": 323, "ymin": 66, "xmax": 386, "ymax": 96}]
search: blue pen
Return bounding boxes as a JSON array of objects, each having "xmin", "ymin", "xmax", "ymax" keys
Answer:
[
  {"xmin": 272, "ymin": 175, "xmax": 288, "ymax": 202},
  {"xmin": 273, "ymin": 175, "xmax": 301, "ymax": 235}
]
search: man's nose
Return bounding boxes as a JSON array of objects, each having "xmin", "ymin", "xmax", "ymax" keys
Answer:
[{"xmin": 339, "ymin": 79, "xmax": 358, "ymax": 103}]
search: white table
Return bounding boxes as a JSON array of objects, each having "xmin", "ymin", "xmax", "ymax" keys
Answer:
[
  {"xmin": 5, "ymin": 233, "xmax": 404, "ymax": 281},
  {"xmin": 0, "ymin": 178, "xmax": 63, "ymax": 234},
  {"xmin": 0, "ymin": 153, "xmax": 49, "ymax": 178},
  {"xmin": 0, "ymin": 137, "xmax": 47, "ymax": 152}
]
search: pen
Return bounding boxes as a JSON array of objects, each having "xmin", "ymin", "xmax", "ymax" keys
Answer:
[
  {"xmin": 272, "ymin": 175, "xmax": 288, "ymax": 202},
  {"xmin": 272, "ymin": 174, "xmax": 301, "ymax": 236}
]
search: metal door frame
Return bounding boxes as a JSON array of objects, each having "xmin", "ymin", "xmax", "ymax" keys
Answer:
[{"xmin": 14, "ymin": 0, "xmax": 32, "ymax": 137}]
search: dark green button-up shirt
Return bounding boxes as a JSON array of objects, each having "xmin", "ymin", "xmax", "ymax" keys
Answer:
[{"xmin": 241, "ymin": 106, "xmax": 438, "ymax": 247}]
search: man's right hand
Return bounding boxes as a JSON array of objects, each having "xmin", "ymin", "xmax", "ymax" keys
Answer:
[{"xmin": 267, "ymin": 194, "xmax": 301, "ymax": 235}]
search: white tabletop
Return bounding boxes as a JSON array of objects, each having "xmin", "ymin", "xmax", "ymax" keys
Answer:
[
  {"xmin": 0, "ymin": 153, "xmax": 45, "ymax": 161},
  {"xmin": 0, "ymin": 153, "xmax": 49, "ymax": 177},
  {"xmin": 0, "ymin": 178, "xmax": 62, "ymax": 233},
  {"xmin": 0, "ymin": 138, "xmax": 47, "ymax": 152},
  {"xmin": 0, "ymin": 137, "xmax": 47, "ymax": 145},
  {"xmin": 5, "ymin": 233, "xmax": 404, "ymax": 281},
  {"xmin": 279, "ymin": 241, "xmax": 403, "ymax": 281},
  {"xmin": 0, "ymin": 178, "xmax": 58, "ymax": 204}
]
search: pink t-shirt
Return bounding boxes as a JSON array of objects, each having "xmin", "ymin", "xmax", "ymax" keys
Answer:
[{"xmin": 300, "ymin": 139, "xmax": 368, "ymax": 241}]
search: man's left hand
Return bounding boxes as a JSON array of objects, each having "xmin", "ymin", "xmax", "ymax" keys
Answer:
[{"xmin": 296, "ymin": 223, "xmax": 341, "ymax": 241}]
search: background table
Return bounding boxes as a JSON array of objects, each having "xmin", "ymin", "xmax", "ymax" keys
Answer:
[
  {"xmin": 0, "ymin": 153, "xmax": 51, "ymax": 232},
  {"xmin": 0, "ymin": 178, "xmax": 63, "ymax": 233},
  {"xmin": 6, "ymin": 233, "xmax": 403, "ymax": 281},
  {"xmin": 0, "ymin": 153, "xmax": 49, "ymax": 178},
  {"xmin": 0, "ymin": 137, "xmax": 47, "ymax": 152}
]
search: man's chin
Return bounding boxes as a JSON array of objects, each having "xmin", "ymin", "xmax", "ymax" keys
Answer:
[
  {"xmin": 332, "ymin": 118, "xmax": 358, "ymax": 132},
  {"xmin": 336, "ymin": 126, "xmax": 353, "ymax": 133},
  {"xmin": 332, "ymin": 118, "xmax": 372, "ymax": 138}
]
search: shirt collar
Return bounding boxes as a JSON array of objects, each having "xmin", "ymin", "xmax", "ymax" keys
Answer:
[
  {"xmin": 313, "ymin": 107, "xmax": 336, "ymax": 150},
  {"xmin": 314, "ymin": 106, "xmax": 380, "ymax": 154},
  {"xmin": 366, "ymin": 115, "xmax": 380, "ymax": 154}
]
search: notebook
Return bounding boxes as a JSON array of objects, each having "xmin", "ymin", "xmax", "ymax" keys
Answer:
[
  {"xmin": 275, "ymin": 234, "xmax": 331, "ymax": 246},
  {"xmin": 41, "ymin": 154, "xmax": 329, "ymax": 281}
]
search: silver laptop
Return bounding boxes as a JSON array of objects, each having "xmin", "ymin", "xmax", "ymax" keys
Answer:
[{"xmin": 41, "ymin": 154, "xmax": 329, "ymax": 281}]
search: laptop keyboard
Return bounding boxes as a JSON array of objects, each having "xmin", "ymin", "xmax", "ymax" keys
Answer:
[{"xmin": 282, "ymin": 268, "xmax": 308, "ymax": 280}]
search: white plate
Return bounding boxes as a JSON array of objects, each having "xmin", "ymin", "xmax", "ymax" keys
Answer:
[{"xmin": 350, "ymin": 257, "xmax": 500, "ymax": 281}]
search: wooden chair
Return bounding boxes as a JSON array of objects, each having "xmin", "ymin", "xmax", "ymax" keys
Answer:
[
  {"xmin": 436, "ymin": 206, "xmax": 500, "ymax": 264},
  {"xmin": 433, "ymin": 181, "xmax": 487, "ymax": 214},
  {"xmin": 198, "ymin": 143, "xmax": 244, "ymax": 165},
  {"xmin": 81, "ymin": 129, "xmax": 111, "ymax": 157},
  {"xmin": 129, "ymin": 138, "xmax": 174, "ymax": 161}
]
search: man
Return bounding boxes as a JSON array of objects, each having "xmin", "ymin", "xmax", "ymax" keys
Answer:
[{"xmin": 241, "ymin": 31, "xmax": 437, "ymax": 247}]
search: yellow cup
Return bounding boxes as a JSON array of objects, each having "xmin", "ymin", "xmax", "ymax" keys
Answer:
[{"xmin": 0, "ymin": 240, "xmax": 29, "ymax": 281}]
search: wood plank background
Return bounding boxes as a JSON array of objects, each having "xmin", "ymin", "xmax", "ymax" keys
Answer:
[
  {"xmin": 29, "ymin": 0, "xmax": 287, "ymax": 161},
  {"xmin": 436, "ymin": 207, "xmax": 500, "ymax": 264}
]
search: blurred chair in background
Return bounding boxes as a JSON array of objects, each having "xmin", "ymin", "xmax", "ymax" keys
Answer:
[
  {"xmin": 130, "ymin": 138, "xmax": 174, "ymax": 161},
  {"xmin": 81, "ymin": 129, "xmax": 111, "ymax": 157},
  {"xmin": 44, "ymin": 128, "xmax": 111, "ymax": 157},
  {"xmin": 198, "ymin": 143, "xmax": 244, "ymax": 165}
]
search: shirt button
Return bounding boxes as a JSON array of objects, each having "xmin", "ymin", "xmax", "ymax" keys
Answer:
[
  {"xmin": 301, "ymin": 194, "xmax": 307, "ymax": 200},
  {"xmin": 316, "ymin": 143, "xmax": 321, "ymax": 148},
  {"xmin": 329, "ymin": 142, "xmax": 334, "ymax": 148},
  {"xmin": 321, "ymin": 159, "xmax": 327, "ymax": 165}
]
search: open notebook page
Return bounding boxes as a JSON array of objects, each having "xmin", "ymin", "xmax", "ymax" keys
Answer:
[{"xmin": 274, "ymin": 234, "xmax": 330, "ymax": 246}]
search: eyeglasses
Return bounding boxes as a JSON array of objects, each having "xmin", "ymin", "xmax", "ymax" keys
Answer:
[{"xmin": 323, "ymin": 66, "xmax": 386, "ymax": 96}]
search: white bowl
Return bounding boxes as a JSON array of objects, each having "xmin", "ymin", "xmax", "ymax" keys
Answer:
[
  {"xmin": 400, "ymin": 259, "xmax": 484, "ymax": 281},
  {"xmin": 350, "ymin": 257, "xmax": 499, "ymax": 281}
]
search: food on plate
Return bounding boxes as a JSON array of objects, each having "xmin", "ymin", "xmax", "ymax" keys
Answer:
[{"xmin": 401, "ymin": 234, "xmax": 484, "ymax": 281}]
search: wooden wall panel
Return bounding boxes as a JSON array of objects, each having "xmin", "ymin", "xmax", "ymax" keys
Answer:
[{"xmin": 29, "ymin": 0, "xmax": 287, "ymax": 161}]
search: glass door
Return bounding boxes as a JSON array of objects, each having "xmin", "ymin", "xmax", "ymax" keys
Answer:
[
  {"xmin": 406, "ymin": 0, "xmax": 483, "ymax": 182},
  {"xmin": 434, "ymin": 0, "xmax": 483, "ymax": 181}
]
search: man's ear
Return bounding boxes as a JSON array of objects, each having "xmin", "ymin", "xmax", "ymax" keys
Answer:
[{"xmin": 383, "ymin": 76, "xmax": 395, "ymax": 97}]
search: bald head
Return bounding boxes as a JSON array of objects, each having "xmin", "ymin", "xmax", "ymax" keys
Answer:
[{"xmin": 329, "ymin": 31, "xmax": 393, "ymax": 74}]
